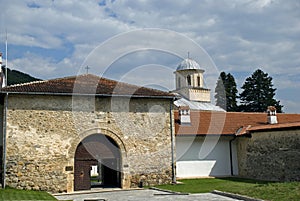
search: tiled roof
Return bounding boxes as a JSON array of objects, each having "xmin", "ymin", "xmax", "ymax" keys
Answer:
[
  {"xmin": 1, "ymin": 74, "xmax": 174, "ymax": 98},
  {"xmin": 175, "ymin": 111, "xmax": 300, "ymax": 136},
  {"xmin": 246, "ymin": 122, "xmax": 300, "ymax": 133}
]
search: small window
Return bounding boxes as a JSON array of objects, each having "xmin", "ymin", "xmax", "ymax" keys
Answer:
[
  {"xmin": 187, "ymin": 75, "xmax": 191, "ymax": 86},
  {"xmin": 178, "ymin": 78, "xmax": 181, "ymax": 88},
  {"xmin": 197, "ymin": 76, "xmax": 200, "ymax": 87}
]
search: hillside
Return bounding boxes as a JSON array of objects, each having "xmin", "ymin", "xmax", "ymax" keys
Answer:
[{"xmin": 1, "ymin": 67, "xmax": 42, "ymax": 86}]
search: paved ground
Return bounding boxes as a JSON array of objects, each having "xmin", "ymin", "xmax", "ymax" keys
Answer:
[{"xmin": 54, "ymin": 189, "xmax": 241, "ymax": 201}]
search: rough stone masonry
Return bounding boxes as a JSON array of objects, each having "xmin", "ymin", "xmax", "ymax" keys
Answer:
[
  {"xmin": 4, "ymin": 94, "xmax": 174, "ymax": 193},
  {"xmin": 237, "ymin": 129, "xmax": 300, "ymax": 182}
]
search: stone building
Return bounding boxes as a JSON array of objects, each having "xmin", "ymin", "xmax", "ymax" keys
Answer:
[
  {"xmin": 0, "ymin": 74, "xmax": 175, "ymax": 192},
  {"xmin": 236, "ymin": 121, "xmax": 300, "ymax": 181}
]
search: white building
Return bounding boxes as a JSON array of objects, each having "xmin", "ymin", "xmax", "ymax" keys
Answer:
[{"xmin": 173, "ymin": 58, "xmax": 238, "ymax": 178}]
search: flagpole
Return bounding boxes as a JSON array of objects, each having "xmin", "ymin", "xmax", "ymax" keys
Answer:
[{"xmin": 5, "ymin": 29, "xmax": 7, "ymax": 86}]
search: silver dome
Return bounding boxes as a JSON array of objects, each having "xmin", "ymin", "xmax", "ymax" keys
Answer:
[{"xmin": 177, "ymin": 58, "xmax": 201, "ymax": 71}]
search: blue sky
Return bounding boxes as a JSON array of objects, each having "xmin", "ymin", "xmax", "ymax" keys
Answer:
[{"xmin": 0, "ymin": 0, "xmax": 299, "ymax": 113}]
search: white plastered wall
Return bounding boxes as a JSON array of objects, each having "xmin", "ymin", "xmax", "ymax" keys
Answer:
[{"xmin": 176, "ymin": 136, "xmax": 238, "ymax": 178}]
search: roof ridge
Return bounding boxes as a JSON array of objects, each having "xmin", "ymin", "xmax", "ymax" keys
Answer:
[
  {"xmin": 55, "ymin": 74, "xmax": 99, "ymax": 81},
  {"xmin": 100, "ymin": 76, "xmax": 171, "ymax": 94}
]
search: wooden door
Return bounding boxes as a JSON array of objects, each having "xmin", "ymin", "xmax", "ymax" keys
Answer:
[{"xmin": 74, "ymin": 160, "xmax": 94, "ymax": 191}]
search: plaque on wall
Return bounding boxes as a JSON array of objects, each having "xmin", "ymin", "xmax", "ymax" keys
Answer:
[{"xmin": 65, "ymin": 166, "xmax": 73, "ymax": 171}]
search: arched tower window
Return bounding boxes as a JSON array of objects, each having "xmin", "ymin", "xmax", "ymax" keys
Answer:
[
  {"xmin": 178, "ymin": 77, "xmax": 181, "ymax": 88},
  {"xmin": 197, "ymin": 76, "xmax": 201, "ymax": 87},
  {"xmin": 187, "ymin": 75, "xmax": 191, "ymax": 86}
]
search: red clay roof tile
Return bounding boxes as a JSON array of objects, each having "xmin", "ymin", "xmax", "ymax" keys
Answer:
[
  {"xmin": 175, "ymin": 111, "xmax": 300, "ymax": 136},
  {"xmin": 246, "ymin": 122, "xmax": 300, "ymax": 133},
  {"xmin": 1, "ymin": 74, "xmax": 174, "ymax": 98}
]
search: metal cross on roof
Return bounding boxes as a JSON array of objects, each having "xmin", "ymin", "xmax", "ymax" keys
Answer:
[{"xmin": 85, "ymin": 65, "xmax": 90, "ymax": 74}]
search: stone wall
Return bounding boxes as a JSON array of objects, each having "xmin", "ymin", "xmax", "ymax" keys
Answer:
[
  {"xmin": 4, "ymin": 94, "xmax": 174, "ymax": 192},
  {"xmin": 237, "ymin": 129, "xmax": 300, "ymax": 181}
]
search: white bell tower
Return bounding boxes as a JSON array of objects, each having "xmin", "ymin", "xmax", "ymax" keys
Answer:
[{"xmin": 173, "ymin": 58, "xmax": 210, "ymax": 102}]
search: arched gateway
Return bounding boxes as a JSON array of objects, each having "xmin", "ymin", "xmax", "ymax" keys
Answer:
[{"xmin": 74, "ymin": 134, "xmax": 122, "ymax": 191}]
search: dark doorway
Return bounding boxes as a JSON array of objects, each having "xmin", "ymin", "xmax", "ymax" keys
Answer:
[
  {"xmin": 102, "ymin": 158, "xmax": 120, "ymax": 187},
  {"xmin": 74, "ymin": 134, "xmax": 121, "ymax": 191}
]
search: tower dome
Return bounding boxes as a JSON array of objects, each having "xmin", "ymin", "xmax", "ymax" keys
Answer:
[
  {"xmin": 173, "ymin": 57, "xmax": 210, "ymax": 102},
  {"xmin": 176, "ymin": 58, "xmax": 201, "ymax": 71}
]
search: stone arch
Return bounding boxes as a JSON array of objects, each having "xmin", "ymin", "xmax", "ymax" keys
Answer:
[
  {"xmin": 69, "ymin": 128, "xmax": 127, "ymax": 160},
  {"xmin": 69, "ymin": 127, "xmax": 128, "ymax": 191}
]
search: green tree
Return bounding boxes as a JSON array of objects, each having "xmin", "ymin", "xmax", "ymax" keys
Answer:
[
  {"xmin": 1, "ymin": 66, "xmax": 41, "ymax": 86},
  {"xmin": 239, "ymin": 69, "xmax": 283, "ymax": 112},
  {"xmin": 215, "ymin": 72, "xmax": 238, "ymax": 111},
  {"xmin": 215, "ymin": 72, "xmax": 226, "ymax": 110},
  {"xmin": 226, "ymin": 73, "xmax": 238, "ymax": 111}
]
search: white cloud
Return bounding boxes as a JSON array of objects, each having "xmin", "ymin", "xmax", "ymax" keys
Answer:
[
  {"xmin": 0, "ymin": 0, "xmax": 300, "ymax": 112},
  {"xmin": 2, "ymin": 0, "xmax": 132, "ymax": 48},
  {"xmin": 9, "ymin": 52, "xmax": 56, "ymax": 78}
]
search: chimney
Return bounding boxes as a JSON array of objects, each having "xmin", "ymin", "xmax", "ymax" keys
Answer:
[
  {"xmin": 267, "ymin": 106, "xmax": 278, "ymax": 124},
  {"xmin": 179, "ymin": 106, "xmax": 191, "ymax": 124}
]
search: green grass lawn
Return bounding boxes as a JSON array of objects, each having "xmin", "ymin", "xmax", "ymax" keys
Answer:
[
  {"xmin": 0, "ymin": 187, "xmax": 58, "ymax": 200},
  {"xmin": 155, "ymin": 177, "xmax": 300, "ymax": 201},
  {"xmin": 1, "ymin": 178, "xmax": 299, "ymax": 201}
]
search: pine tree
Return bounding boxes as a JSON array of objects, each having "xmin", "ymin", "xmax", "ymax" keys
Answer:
[
  {"xmin": 226, "ymin": 73, "xmax": 238, "ymax": 111},
  {"xmin": 215, "ymin": 72, "xmax": 238, "ymax": 111},
  {"xmin": 215, "ymin": 72, "xmax": 226, "ymax": 110},
  {"xmin": 239, "ymin": 69, "xmax": 283, "ymax": 112}
]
